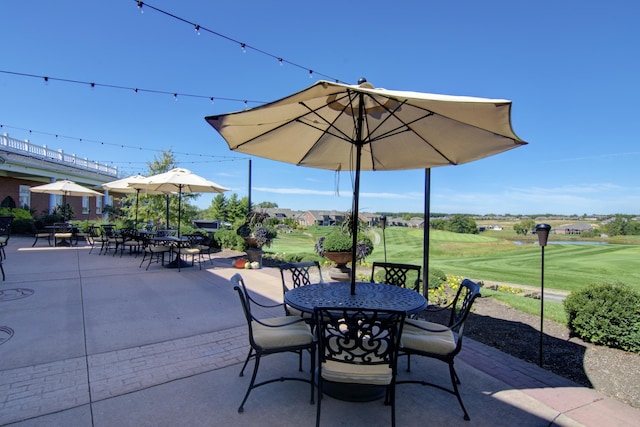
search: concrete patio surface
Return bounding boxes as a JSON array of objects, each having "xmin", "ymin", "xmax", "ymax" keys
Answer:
[{"xmin": 1, "ymin": 236, "xmax": 638, "ymax": 426}]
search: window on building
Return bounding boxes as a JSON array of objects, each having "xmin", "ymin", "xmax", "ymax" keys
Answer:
[
  {"xmin": 96, "ymin": 197, "xmax": 103, "ymax": 215},
  {"xmin": 82, "ymin": 196, "xmax": 90, "ymax": 214},
  {"xmin": 19, "ymin": 185, "xmax": 31, "ymax": 210}
]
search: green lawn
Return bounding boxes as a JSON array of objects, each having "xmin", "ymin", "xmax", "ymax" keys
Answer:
[{"xmin": 268, "ymin": 226, "xmax": 640, "ymax": 294}]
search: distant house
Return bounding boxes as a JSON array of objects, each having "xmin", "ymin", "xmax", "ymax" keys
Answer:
[
  {"xmin": 298, "ymin": 210, "xmax": 368, "ymax": 227},
  {"xmin": 554, "ymin": 222, "xmax": 594, "ymax": 235},
  {"xmin": 259, "ymin": 208, "xmax": 299, "ymax": 223}
]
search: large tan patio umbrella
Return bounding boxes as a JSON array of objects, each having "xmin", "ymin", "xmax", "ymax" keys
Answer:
[
  {"xmin": 129, "ymin": 168, "xmax": 229, "ymax": 238},
  {"xmin": 205, "ymin": 78, "xmax": 528, "ymax": 296},
  {"xmin": 101, "ymin": 175, "xmax": 166, "ymax": 227},
  {"xmin": 30, "ymin": 179, "xmax": 102, "ymax": 219}
]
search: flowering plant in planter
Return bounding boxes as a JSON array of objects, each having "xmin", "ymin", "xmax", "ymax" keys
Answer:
[{"xmin": 236, "ymin": 212, "xmax": 277, "ymax": 249}]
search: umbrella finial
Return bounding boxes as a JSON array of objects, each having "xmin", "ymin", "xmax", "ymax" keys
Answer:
[{"xmin": 357, "ymin": 77, "xmax": 367, "ymax": 84}]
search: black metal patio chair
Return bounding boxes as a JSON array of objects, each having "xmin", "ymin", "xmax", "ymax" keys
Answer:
[
  {"xmin": 231, "ymin": 273, "xmax": 315, "ymax": 413},
  {"xmin": 397, "ymin": 278, "xmax": 481, "ymax": 421}
]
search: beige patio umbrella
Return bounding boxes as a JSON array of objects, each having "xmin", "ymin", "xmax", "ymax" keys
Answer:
[
  {"xmin": 30, "ymin": 179, "xmax": 102, "ymax": 219},
  {"xmin": 205, "ymin": 78, "xmax": 528, "ymax": 295},
  {"xmin": 101, "ymin": 175, "xmax": 166, "ymax": 227},
  {"xmin": 129, "ymin": 168, "xmax": 229, "ymax": 238}
]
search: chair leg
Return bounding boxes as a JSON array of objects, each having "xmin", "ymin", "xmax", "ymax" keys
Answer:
[
  {"xmin": 239, "ymin": 348, "xmax": 255, "ymax": 377},
  {"xmin": 1, "ymin": 261, "xmax": 4, "ymax": 281},
  {"xmin": 316, "ymin": 375, "xmax": 323, "ymax": 427},
  {"xmin": 238, "ymin": 353, "xmax": 261, "ymax": 413},
  {"xmin": 449, "ymin": 363, "xmax": 470, "ymax": 421}
]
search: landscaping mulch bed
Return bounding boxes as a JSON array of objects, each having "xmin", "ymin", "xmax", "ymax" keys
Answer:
[{"xmin": 448, "ymin": 297, "xmax": 640, "ymax": 409}]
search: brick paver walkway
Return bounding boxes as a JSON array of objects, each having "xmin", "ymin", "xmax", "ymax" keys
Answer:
[{"xmin": 0, "ymin": 326, "xmax": 247, "ymax": 425}]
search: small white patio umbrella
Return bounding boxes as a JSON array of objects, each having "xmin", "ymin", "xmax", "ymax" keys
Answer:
[
  {"xmin": 129, "ymin": 168, "xmax": 229, "ymax": 238},
  {"xmin": 30, "ymin": 180, "xmax": 102, "ymax": 219},
  {"xmin": 101, "ymin": 175, "xmax": 166, "ymax": 227}
]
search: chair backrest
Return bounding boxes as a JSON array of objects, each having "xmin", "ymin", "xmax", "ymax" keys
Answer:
[
  {"xmin": 446, "ymin": 278, "xmax": 481, "ymax": 339},
  {"xmin": 100, "ymin": 224, "xmax": 116, "ymax": 237},
  {"xmin": 279, "ymin": 261, "xmax": 323, "ymax": 293},
  {"xmin": 370, "ymin": 262, "xmax": 421, "ymax": 292},
  {"xmin": 230, "ymin": 273, "xmax": 260, "ymax": 348},
  {"xmin": 53, "ymin": 222, "xmax": 73, "ymax": 233},
  {"xmin": 0, "ymin": 216, "xmax": 13, "ymax": 238},
  {"xmin": 314, "ymin": 307, "xmax": 405, "ymax": 369}
]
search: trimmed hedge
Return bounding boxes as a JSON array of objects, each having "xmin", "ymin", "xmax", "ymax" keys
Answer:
[{"xmin": 563, "ymin": 282, "xmax": 640, "ymax": 352}]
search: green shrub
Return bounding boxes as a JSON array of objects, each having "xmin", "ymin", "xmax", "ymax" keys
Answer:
[
  {"xmin": 215, "ymin": 228, "xmax": 245, "ymax": 250},
  {"xmin": 11, "ymin": 218, "xmax": 36, "ymax": 234},
  {"xmin": 564, "ymin": 282, "xmax": 640, "ymax": 352}
]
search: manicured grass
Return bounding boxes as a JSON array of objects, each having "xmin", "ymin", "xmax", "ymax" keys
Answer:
[
  {"xmin": 479, "ymin": 289, "xmax": 567, "ymax": 324},
  {"xmin": 268, "ymin": 226, "xmax": 640, "ymax": 294}
]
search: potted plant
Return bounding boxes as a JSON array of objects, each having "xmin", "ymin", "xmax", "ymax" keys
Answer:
[
  {"xmin": 315, "ymin": 218, "xmax": 374, "ymax": 281},
  {"xmin": 236, "ymin": 213, "xmax": 277, "ymax": 268}
]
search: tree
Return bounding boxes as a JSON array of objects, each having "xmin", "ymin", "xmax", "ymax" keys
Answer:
[
  {"xmin": 204, "ymin": 194, "xmax": 229, "ymax": 222},
  {"xmin": 446, "ymin": 214, "xmax": 478, "ymax": 234},
  {"xmin": 513, "ymin": 219, "xmax": 536, "ymax": 236},
  {"xmin": 255, "ymin": 201, "xmax": 278, "ymax": 208}
]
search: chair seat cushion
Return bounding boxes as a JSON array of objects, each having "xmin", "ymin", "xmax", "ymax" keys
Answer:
[
  {"xmin": 321, "ymin": 360, "xmax": 392, "ymax": 385},
  {"xmin": 401, "ymin": 319, "xmax": 456, "ymax": 355},
  {"xmin": 286, "ymin": 306, "xmax": 313, "ymax": 319},
  {"xmin": 148, "ymin": 245, "xmax": 171, "ymax": 253},
  {"xmin": 54, "ymin": 233, "xmax": 73, "ymax": 238},
  {"xmin": 252, "ymin": 316, "xmax": 313, "ymax": 350},
  {"xmin": 178, "ymin": 247, "xmax": 200, "ymax": 255}
]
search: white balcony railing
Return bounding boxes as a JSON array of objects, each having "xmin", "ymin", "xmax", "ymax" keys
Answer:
[{"xmin": 1, "ymin": 133, "xmax": 118, "ymax": 177}]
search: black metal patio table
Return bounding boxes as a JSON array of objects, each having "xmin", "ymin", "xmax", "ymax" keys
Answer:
[
  {"xmin": 285, "ymin": 281, "xmax": 426, "ymax": 402},
  {"xmin": 284, "ymin": 281, "xmax": 426, "ymax": 316}
]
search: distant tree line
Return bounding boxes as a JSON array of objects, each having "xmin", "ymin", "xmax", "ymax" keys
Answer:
[{"xmin": 430, "ymin": 214, "xmax": 478, "ymax": 234}]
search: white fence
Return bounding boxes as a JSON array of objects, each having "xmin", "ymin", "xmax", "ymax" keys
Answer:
[{"xmin": 1, "ymin": 133, "xmax": 118, "ymax": 177}]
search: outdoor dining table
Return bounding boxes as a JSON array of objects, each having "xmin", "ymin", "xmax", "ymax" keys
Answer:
[
  {"xmin": 284, "ymin": 281, "xmax": 427, "ymax": 316},
  {"xmin": 284, "ymin": 281, "xmax": 427, "ymax": 402},
  {"xmin": 150, "ymin": 235, "xmax": 195, "ymax": 269}
]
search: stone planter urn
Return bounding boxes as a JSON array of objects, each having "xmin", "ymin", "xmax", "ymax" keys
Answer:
[
  {"xmin": 323, "ymin": 251, "xmax": 352, "ymax": 282},
  {"xmin": 245, "ymin": 247, "xmax": 263, "ymax": 269}
]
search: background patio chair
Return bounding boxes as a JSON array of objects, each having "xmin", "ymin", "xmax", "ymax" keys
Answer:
[
  {"xmin": 370, "ymin": 262, "xmax": 422, "ymax": 293},
  {"xmin": 397, "ymin": 278, "xmax": 481, "ymax": 421},
  {"xmin": 231, "ymin": 273, "xmax": 315, "ymax": 413},
  {"xmin": 52, "ymin": 222, "xmax": 74, "ymax": 247},
  {"xmin": 279, "ymin": 261, "xmax": 323, "ymax": 317},
  {"xmin": 0, "ymin": 216, "xmax": 13, "ymax": 261},
  {"xmin": 139, "ymin": 234, "xmax": 171, "ymax": 270},
  {"xmin": 314, "ymin": 307, "xmax": 405, "ymax": 427},
  {"xmin": 177, "ymin": 234, "xmax": 204, "ymax": 271}
]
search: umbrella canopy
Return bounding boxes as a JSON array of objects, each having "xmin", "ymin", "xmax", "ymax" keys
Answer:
[
  {"xmin": 130, "ymin": 168, "xmax": 229, "ymax": 237},
  {"xmin": 30, "ymin": 180, "xmax": 102, "ymax": 197},
  {"xmin": 101, "ymin": 175, "xmax": 166, "ymax": 227},
  {"xmin": 30, "ymin": 179, "xmax": 103, "ymax": 220},
  {"xmin": 205, "ymin": 79, "xmax": 528, "ymax": 294}
]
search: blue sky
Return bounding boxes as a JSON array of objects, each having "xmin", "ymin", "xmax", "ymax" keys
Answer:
[{"xmin": 2, "ymin": 1, "xmax": 639, "ymax": 215}]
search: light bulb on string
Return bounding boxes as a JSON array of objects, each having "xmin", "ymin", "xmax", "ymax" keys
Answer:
[
  {"xmin": 309, "ymin": 70, "xmax": 313, "ymax": 79},
  {"xmin": 210, "ymin": 97, "xmax": 214, "ymax": 104},
  {"xmin": 194, "ymin": 24, "xmax": 200, "ymax": 35},
  {"xmin": 278, "ymin": 58, "xmax": 283, "ymax": 66},
  {"xmin": 43, "ymin": 76, "xmax": 49, "ymax": 85},
  {"xmin": 173, "ymin": 93, "xmax": 178, "ymax": 101},
  {"xmin": 137, "ymin": 1, "xmax": 144, "ymax": 13},
  {"xmin": 240, "ymin": 43, "xmax": 246, "ymax": 53}
]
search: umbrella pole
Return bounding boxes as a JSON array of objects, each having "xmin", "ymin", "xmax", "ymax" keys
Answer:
[
  {"xmin": 135, "ymin": 189, "xmax": 140, "ymax": 228},
  {"xmin": 350, "ymin": 92, "xmax": 366, "ymax": 295},
  {"xmin": 423, "ymin": 168, "xmax": 431, "ymax": 301},
  {"xmin": 177, "ymin": 185, "xmax": 182, "ymax": 239}
]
